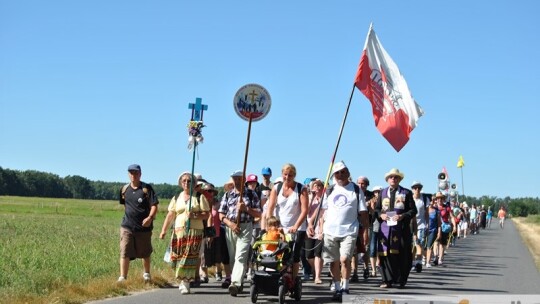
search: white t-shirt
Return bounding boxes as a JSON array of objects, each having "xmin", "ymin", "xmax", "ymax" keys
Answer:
[
  {"xmin": 415, "ymin": 196, "xmax": 427, "ymax": 229},
  {"xmin": 275, "ymin": 183, "xmax": 307, "ymax": 233},
  {"xmin": 322, "ymin": 183, "xmax": 366, "ymax": 237}
]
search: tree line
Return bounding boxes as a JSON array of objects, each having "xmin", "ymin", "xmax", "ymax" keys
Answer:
[
  {"xmin": 0, "ymin": 166, "xmax": 182, "ymax": 201},
  {"xmin": 0, "ymin": 166, "xmax": 538, "ymax": 217}
]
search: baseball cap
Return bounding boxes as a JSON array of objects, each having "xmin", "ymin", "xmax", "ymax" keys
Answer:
[
  {"xmin": 246, "ymin": 174, "xmax": 258, "ymax": 183},
  {"xmin": 230, "ymin": 170, "xmax": 243, "ymax": 177},
  {"xmin": 261, "ymin": 167, "xmax": 272, "ymax": 175},
  {"xmin": 127, "ymin": 164, "xmax": 141, "ymax": 171}
]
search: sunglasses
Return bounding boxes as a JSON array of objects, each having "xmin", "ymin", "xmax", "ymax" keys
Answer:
[{"xmin": 412, "ymin": 187, "xmax": 422, "ymax": 190}]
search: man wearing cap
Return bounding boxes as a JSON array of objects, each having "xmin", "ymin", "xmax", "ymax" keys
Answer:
[
  {"xmin": 308, "ymin": 161, "xmax": 368, "ymax": 300},
  {"xmin": 218, "ymin": 170, "xmax": 261, "ymax": 296},
  {"xmin": 374, "ymin": 168, "xmax": 417, "ymax": 289},
  {"xmin": 411, "ymin": 181, "xmax": 430, "ymax": 270},
  {"xmin": 118, "ymin": 164, "xmax": 159, "ymax": 283}
]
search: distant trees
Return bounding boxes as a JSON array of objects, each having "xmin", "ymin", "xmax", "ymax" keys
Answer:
[
  {"xmin": 2, "ymin": 166, "xmax": 537, "ymax": 216},
  {"xmin": 0, "ymin": 167, "xmax": 179, "ymax": 201}
]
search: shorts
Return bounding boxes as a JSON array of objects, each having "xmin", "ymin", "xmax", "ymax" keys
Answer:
[
  {"xmin": 120, "ymin": 227, "xmax": 153, "ymax": 259},
  {"xmin": 323, "ymin": 233, "xmax": 356, "ymax": 263},
  {"xmin": 416, "ymin": 228, "xmax": 426, "ymax": 247},
  {"xmin": 292, "ymin": 231, "xmax": 307, "ymax": 263},
  {"xmin": 459, "ymin": 221, "xmax": 468, "ymax": 230},
  {"xmin": 439, "ymin": 232, "xmax": 450, "ymax": 246},
  {"xmin": 426, "ymin": 230, "xmax": 437, "ymax": 249},
  {"xmin": 304, "ymin": 238, "xmax": 323, "ymax": 259}
]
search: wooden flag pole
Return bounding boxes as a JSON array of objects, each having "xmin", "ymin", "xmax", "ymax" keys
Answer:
[
  {"xmin": 311, "ymin": 84, "xmax": 357, "ymax": 229},
  {"xmin": 236, "ymin": 113, "xmax": 253, "ymax": 225},
  {"xmin": 232, "ymin": 84, "xmax": 272, "ymax": 225}
]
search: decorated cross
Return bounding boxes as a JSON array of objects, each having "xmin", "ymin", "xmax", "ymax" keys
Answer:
[
  {"xmin": 187, "ymin": 97, "xmax": 208, "ymax": 150},
  {"xmin": 189, "ymin": 97, "xmax": 208, "ymax": 121}
]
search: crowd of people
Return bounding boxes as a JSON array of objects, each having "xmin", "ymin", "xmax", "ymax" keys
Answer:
[{"xmin": 117, "ymin": 163, "xmax": 509, "ymax": 301}]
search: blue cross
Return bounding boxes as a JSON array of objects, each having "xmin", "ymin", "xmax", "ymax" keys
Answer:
[{"xmin": 188, "ymin": 97, "xmax": 208, "ymax": 121}]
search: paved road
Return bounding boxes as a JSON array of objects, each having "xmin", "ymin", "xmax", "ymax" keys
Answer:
[{"xmin": 89, "ymin": 220, "xmax": 540, "ymax": 303}]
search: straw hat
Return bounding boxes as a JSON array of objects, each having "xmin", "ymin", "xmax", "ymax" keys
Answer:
[{"xmin": 384, "ymin": 168, "xmax": 404, "ymax": 181}]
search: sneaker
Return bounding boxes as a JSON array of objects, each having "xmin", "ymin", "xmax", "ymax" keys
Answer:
[
  {"xmin": 117, "ymin": 276, "xmax": 126, "ymax": 282},
  {"xmin": 221, "ymin": 278, "xmax": 231, "ymax": 288},
  {"xmin": 228, "ymin": 284, "xmax": 239, "ymax": 297},
  {"xmin": 143, "ymin": 273, "xmax": 151, "ymax": 282},
  {"xmin": 425, "ymin": 263, "xmax": 432, "ymax": 268},
  {"xmin": 332, "ymin": 289, "xmax": 343, "ymax": 301},
  {"xmin": 363, "ymin": 268, "xmax": 370, "ymax": 279},
  {"xmin": 341, "ymin": 289, "xmax": 350, "ymax": 294},
  {"xmin": 215, "ymin": 273, "xmax": 223, "ymax": 281},
  {"xmin": 330, "ymin": 282, "xmax": 336, "ymax": 291},
  {"xmin": 350, "ymin": 273, "xmax": 359, "ymax": 282},
  {"xmin": 179, "ymin": 281, "xmax": 190, "ymax": 294},
  {"xmin": 201, "ymin": 276, "xmax": 209, "ymax": 283},
  {"xmin": 438, "ymin": 260, "xmax": 443, "ymax": 266}
]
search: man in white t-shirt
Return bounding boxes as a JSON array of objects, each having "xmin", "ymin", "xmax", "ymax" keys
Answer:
[{"xmin": 308, "ymin": 161, "xmax": 368, "ymax": 301}]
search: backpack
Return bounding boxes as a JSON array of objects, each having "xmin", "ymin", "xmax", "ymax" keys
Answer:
[
  {"xmin": 325, "ymin": 183, "xmax": 361, "ymax": 207},
  {"xmin": 276, "ymin": 182, "xmax": 303, "ymax": 198},
  {"xmin": 121, "ymin": 182, "xmax": 150, "ymax": 201}
]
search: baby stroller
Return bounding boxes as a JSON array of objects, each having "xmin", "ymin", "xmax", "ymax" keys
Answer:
[{"xmin": 249, "ymin": 233, "xmax": 302, "ymax": 304}]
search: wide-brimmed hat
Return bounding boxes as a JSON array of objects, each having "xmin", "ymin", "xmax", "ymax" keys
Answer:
[
  {"xmin": 384, "ymin": 168, "xmax": 404, "ymax": 181},
  {"xmin": 331, "ymin": 161, "xmax": 348, "ymax": 176},
  {"xmin": 435, "ymin": 191, "xmax": 446, "ymax": 199}
]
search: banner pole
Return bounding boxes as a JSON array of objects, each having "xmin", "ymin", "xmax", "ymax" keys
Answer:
[
  {"xmin": 312, "ymin": 84, "xmax": 357, "ymax": 227},
  {"xmin": 236, "ymin": 114, "xmax": 253, "ymax": 224}
]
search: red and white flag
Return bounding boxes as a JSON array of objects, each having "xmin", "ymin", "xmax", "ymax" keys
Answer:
[{"xmin": 354, "ymin": 24, "xmax": 424, "ymax": 152}]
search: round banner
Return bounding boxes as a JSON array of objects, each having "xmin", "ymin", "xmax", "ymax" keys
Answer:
[{"xmin": 233, "ymin": 83, "xmax": 271, "ymax": 122}]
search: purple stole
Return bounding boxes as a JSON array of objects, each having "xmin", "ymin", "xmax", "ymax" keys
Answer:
[{"xmin": 378, "ymin": 187, "xmax": 406, "ymax": 256}]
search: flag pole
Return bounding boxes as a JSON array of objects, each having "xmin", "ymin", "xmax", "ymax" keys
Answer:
[
  {"xmin": 236, "ymin": 114, "xmax": 253, "ymax": 225},
  {"xmin": 461, "ymin": 167, "xmax": 465, "ymax": 197},
  {"xmin": 312, "ymin": 83, "xmax": 357, "ymax": 227}
]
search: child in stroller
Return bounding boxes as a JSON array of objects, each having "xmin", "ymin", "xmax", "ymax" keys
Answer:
[{"xmin": 249, "ymin": 216, "xmax": 302, "ymax": 304}]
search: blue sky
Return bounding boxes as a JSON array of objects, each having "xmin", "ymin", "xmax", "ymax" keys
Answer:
[{"xmin": 1, "ymin": 1, "xmax": 539, "ymax": 198}]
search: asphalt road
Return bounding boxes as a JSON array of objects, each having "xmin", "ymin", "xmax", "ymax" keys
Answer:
[{"xmin": 89, "ymin": 220, "xmax": 540, "ymax": 304}]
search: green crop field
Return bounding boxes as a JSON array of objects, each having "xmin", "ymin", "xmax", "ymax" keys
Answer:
[{"xmin": 0, "ymin": 196, "xmax": 173, "ymax": 304}]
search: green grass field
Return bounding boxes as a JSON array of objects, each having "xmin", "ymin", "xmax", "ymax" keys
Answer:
[{"xmin": 0, "ymin": 196, "xmax": 173, "ymax": 304}]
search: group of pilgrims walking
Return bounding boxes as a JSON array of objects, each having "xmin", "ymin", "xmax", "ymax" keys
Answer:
[{"xmin": 119, "ymin": 162, "xmax": 508, "ymax": 302}]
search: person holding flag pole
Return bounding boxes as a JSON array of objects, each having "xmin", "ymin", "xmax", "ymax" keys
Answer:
[
  {"xmin": 307, "ymin": 22, "xmax": 423, "ymax": 298},
  {"xmin": 218, "ymin": 84, "xmax": 268, "ymax": 297}
]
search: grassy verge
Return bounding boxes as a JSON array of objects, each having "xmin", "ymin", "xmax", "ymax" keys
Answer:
[
  {"xmin": 0, "ymin": 196, "xmax": 175, "ymax": 304},
  {"xmin": 512, "ymin": 215, "xmax": 540, "ymax": 272}
]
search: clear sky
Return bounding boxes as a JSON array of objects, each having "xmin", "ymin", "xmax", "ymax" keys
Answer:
[{"xmin": 1, "ymin": 1, "xmax": 539, "ymax": 199}]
